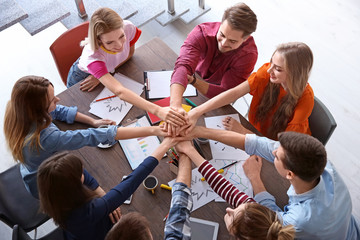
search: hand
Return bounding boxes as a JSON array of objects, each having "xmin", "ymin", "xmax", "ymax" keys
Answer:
[
  {"xmin": 243, "ymin": 155, "xmax": 262, "ymax": 181},
  {"xmin": 163, "ymin": 121, "xmax": 180, "ymax": 137},
  {"xmin": 222, "ymin": 116, "xmax": 248, "ymax": 134},
  {"xmin": 175, "ymin": 141, "xmax": 193, "ymax": 154},
  {"xmin": 161, "ymin": 136, "xmax": 179, "ymax": 149},
  {"xmin": 182, "ymin": 110, "xmax": 199, "ymax": 136},
  {"xmin": 92, "ymin": 119, "xmax": 116, "ymax": 127},
  {"xmin": 80, "ymin": 75, "xmax": 101, "ymax": 92},
  {"xmin": 154, "ymin": 125, "xmax": 169, "ymax": 137},
  {"xmin": 158, "ymin": 107, "xmax": 188, "ymax": 128},
  {"xmin": 109, "ymin": 207, "xmax": 122, "ymax": 224}
]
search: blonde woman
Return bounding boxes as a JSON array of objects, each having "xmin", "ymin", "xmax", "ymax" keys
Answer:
[
  {"xmin": 67, "ymin": 7, "xmax": 186, "ymax": 127},
  {"xmin": 186, "ymin": 42, "xmax": 314, "ymax": 140}
]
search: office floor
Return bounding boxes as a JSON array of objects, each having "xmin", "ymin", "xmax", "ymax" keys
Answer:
[{"xmin": 0, "ymin": 0, "xmax": 359, "ymax": 238}]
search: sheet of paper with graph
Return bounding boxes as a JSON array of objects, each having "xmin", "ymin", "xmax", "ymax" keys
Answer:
[
  {"xmin": 89, "ymin": 73, "xmax": 144, "ymax": 124},
  {"xmin": 204, "ymin": 114, "xmax": 253, "ymax": 202}
]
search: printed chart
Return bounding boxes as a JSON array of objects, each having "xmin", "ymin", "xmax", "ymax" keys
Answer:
[
  {"xmin": 119, "ymin": 116, "xmax": 161, "ymax": 170},
  {"xmin": 89, "ymin": 73, "xmax": 143, "ymax": 124}
]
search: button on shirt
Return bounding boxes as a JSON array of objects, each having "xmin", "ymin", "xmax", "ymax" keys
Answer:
[{"xmin": 244, "ymin": 134, "xmax": 360, "ymax": 239}]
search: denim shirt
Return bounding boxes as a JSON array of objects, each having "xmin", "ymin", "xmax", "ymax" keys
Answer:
[
  {"xmin": 20, "ymin": 105, "xmax": 118, "ymax": 198},
  {"xmin": 244, "ymin": 134, "xmax": 360, "ymax": 240},
  {"xmin": 164, "ymin": 182, "xmax": 192, "ymax": 240}
]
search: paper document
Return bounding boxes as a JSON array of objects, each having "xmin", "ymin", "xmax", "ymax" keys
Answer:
[
  {"xmin": 145, "ymin": 70, "xmax": 197, "ymax": 99},
  {"xmin": 118, "ymin": 116, "xmax": 161, "ymax": 170},
  {"xmin": 89, "ymin": 73, "xmax": 144, "ymax": 124}
]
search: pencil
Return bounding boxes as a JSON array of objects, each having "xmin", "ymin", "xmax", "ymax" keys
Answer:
[
  {"xmin": 93, "ymin": 95, "xmax": 116, "ymax": 102},
  {"xmin": 201, "ymin": 161, "xmax": 239, "ymax": 181}
]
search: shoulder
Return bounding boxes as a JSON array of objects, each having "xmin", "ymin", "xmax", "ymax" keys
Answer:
[
  {"xmin": 236, "ymin": 36, "xmax": 258, "ymax": 56},
  {"xmin": 123, "ymin": 20, "xmax": 136, "ymax": 34},
  {"xmin": 248, "ymin": 63, "xmax": 270, "ymax": 87},
  {"xmin": 297, "ymin": 84, "xmax": 314, "ymax": 104},
  {"xmin": 191, "ymin": 22, "xmax": 220, "ymax": 38}
]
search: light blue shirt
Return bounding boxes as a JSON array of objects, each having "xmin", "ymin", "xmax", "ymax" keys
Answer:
[
  {"xmin": 245, "ymin": 134, "xmax": 359, "ymax": 240},
  {"xmin": 20, "ymin": 105, "xmax": 118, "ymax": 198}
]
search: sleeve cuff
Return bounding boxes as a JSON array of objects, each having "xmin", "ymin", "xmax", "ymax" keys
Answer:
[
  {"xmin": 244, "ymin": 134, "xmax": 257, "ymax": 155},
  {"xmin": 66, "ymin": 106, "xmax": 78, "ymax": 124},
  {"xmin": 172, "ymin": 182, "xmax": 191, "ymax": 196}
]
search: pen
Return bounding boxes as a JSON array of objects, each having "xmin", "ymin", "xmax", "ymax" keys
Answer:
[
  {"xmin": 185, "ymin": 98, "xmax": 197, "ymax": 108},
  {"xmin": 93, "ymin": 95, "xmax": 116, "ymax": 102},
  {"xmin": 201, "ymin": 160, "xmax": 239, "ymax": 181},
  {"xmin": 163, "ymin": 212, "xmax": 169, "ymax": 222}
]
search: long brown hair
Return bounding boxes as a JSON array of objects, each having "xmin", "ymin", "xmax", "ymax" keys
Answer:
[
  {"xmin": 230, "ymin": 203, "xmax": 295, "ymax": 240},
  {"xmin": 255, "ymin": 42, "xmax": 313, "ymax": 139},
  {"xmin": 86, "ymin": 7, "xmax": 124, "ymax": 51},
  {"xmin": 4, "ymin": 76, "xmax": 53, "ymax": 163},
  {"xmin": 37, "ymin": 152, "xmax": 97, "ymax": 229}
]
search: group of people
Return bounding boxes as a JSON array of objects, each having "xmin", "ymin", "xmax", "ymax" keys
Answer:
[{"xmin": 3, "ymin": 3, "xmax": 359, "ymax": 240}]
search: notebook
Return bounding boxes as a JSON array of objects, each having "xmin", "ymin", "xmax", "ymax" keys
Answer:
[
  {"xmin": 146, "ymin": 97, "xmax": 192, "ymax": 125},
  {"xmin": 144, "ymin": 70, "xmax": 197, "ymax": 99}
]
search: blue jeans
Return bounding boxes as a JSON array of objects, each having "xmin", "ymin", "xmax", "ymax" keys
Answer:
[{"xmin": 67, "ymin": 58, "xmax": 90, "ymax": 88}]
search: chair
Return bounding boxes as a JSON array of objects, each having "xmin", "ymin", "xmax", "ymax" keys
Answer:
[
  {"xmin": 12, "ymin": 224, "xmax": 64, "ymax": 240},
  {"xmin": 308, "ymin": 96, "xmax": 337, "ymax": 145},
  {"xmin": 49, "ymin": 21, "xmax": 89, "ymax": 86},
  {"xmin": 0, "ymin": 164, "xmax": 49, "ymax": 236}
]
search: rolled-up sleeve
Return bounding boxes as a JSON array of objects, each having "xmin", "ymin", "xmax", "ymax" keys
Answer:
[
  {"xmin": 164, "ymin": 182, "xmax": 193, "ymax": 240},
  {"xmin": 50, "ymin": 105, "xmax": 78, "ymax": 124},
  {"xmin": 244, "ymin": 134, "xmax": 279, "ymax": 163}
]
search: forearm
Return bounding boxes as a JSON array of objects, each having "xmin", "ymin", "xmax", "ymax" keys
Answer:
[
  {"xmin": 176, "ymin": 155, "xmax": 192, "ymax": 187},
  {"xmin": 194, "ymin": 81, "xmax": 250, "ymax": 117},
  {"xmin": 115, "ymin": 126, "xmax": 160, "ymax": 140},
  {"xmin": 191, "ymin": 78, "xmax": 209, "ymax": 96},
  {"xmin": 194, "ymin": 126, "xmax": 246, "ymax": 150},
  {"xmin": 75, "ymin": 112, "xmax": 95, "ymax": 126},
  {"xmin": 249, "ymin": 175, "xmax": 266, "ymax": 195},
  {"xmin": 99, "ymin": 73, "xmax": 161, "ymax": 115},
  {"xmin": 170, "ymin": 83, "xmax": 186, "ymax": 108}
]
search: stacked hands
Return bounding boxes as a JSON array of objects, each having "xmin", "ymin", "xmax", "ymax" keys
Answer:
[{"xmin": 157, "ymin": 106, "xmax": 262, "ymax": 180}]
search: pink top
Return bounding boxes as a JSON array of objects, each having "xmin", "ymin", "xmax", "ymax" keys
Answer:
[
  {"xmin": 171, "ymin": 22, "xmax": 258, "ymax": 98},
  {"xmin": 198, "ymin": 160, "xmax": 255, "ymax": 207},
  {"xmin": 78, "ymin": 20, "xmax": 141, "ymax": 79}
]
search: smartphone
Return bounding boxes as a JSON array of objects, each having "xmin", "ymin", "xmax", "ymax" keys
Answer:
[{"xmin": 122, "ymin": 175, "xmax": 133, "ymax": 204}]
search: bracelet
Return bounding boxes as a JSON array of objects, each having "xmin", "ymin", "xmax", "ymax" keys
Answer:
[{"xmin": 190, "ymin": 73, "xmax": 197, "ymax": 85}]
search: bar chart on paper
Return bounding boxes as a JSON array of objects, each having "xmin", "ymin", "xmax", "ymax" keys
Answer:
[{"xmin": 119, "ymin": 116, "xmax": 161, "ymax": 170}]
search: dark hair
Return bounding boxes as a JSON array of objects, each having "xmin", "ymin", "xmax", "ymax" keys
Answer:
[
  {"xmin": 230, "ymin": 203, "xmax": 295, "ymax": 240},
  {"xmin": 222, "ymin": 2, "xmax": 257, "ymax": 37},
  {"xmin": 278, "ymin": 132, "xmax": 327, "ymax": 182},
  {"xmin": 4, "ymin": 76, "xmax": 53, "ymax": 163},
  {"xmin": 37, "ymin": 152, "xmax": 97, "ymax": 228},
  {"xmin": 105, "ymin": 212, "xmax": 152, "ymax": 240}
]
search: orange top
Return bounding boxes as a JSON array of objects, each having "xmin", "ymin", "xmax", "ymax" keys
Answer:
[{"xmin": 247, "ymin": 63, "xmax": 314, "ymax": 139}]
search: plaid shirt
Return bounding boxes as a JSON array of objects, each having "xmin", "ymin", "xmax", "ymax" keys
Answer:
[{"xmin": 164, "ymin": 182, "xmax": 193, "ymax": 240}]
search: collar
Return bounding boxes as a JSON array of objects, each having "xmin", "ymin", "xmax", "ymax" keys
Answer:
[{"xmin": 100, "ymin": 45, "xmax": 118, "ymax": 55}]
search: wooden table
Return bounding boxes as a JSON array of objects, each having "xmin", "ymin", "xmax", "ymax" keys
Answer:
[{"xmin": 56, "ymin": 37, "xmax": 290, "ymax": 239}]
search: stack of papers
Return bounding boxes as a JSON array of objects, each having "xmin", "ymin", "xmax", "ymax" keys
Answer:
[{"xmin": 89, "ymin": 73, "xmax": 144, "ymax": 124}]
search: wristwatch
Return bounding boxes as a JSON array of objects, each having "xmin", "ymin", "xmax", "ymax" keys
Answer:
[{"xmin": 190, "ymin": 73, "xmax": 197, "ymax": 85}]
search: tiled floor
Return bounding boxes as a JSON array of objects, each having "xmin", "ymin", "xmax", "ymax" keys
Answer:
[{"xmin": 0, "ymin": 0, "xmax": 359, "ymax": 238}]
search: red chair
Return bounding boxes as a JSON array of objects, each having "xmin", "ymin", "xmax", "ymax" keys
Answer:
[{"xmin": 49, "ymin": 22, "xmax": 89, "ymax": 86}]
